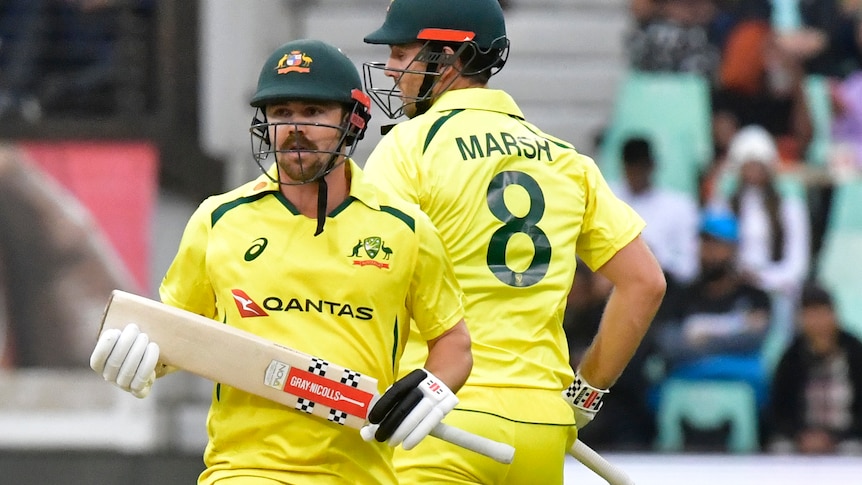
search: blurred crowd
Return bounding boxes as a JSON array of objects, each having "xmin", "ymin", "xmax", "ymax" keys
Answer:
[
  {"xmin": 0, "ymin": 0, "xmax": 155, "ymax": 121},
  {"xmin": 566, "ymin": 0, "xmax": 862, "ymax": 456}
]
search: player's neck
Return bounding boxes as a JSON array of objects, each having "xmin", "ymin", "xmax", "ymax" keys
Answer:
[{"xmin": 280, "ymin": 167, "xmax": 349, "ymax": 220}]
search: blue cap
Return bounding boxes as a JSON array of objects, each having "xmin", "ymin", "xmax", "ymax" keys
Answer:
[{"xmin": 700, "ymin": 210, "xmax": 739, "ymax": 243}]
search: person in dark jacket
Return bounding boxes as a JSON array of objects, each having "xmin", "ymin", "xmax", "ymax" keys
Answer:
[{"xmin": 767, "ymin": 283, "xmax": 862, "ymax": 455}]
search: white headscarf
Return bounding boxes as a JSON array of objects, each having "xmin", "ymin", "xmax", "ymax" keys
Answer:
[{"xmin": 727, "ymin": 125, "xmax": 778, "ymax": 170}]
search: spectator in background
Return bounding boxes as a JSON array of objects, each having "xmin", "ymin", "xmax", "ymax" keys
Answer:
[
  {"xmin": 0, "ymin": 0, "xmax": 155, "ymax": 120},
  {"xmin": 767, "ymin": 283, "xmax": 862, "ymax": 455},
  {"xmin": 655, "ymin": 209, "xmax": 773, "ymax": 406},
  {"xmin": 776, "ymin": 0, "xmax": 862, "ymax": 79},
  {"xmin": 828, "ymin": 20, "xmax": 862, "ymax": 179},
  {"xmin": 710, "ymin": 6, "xmax": 813, "ymax": 164},
  {"xmin": 0, "ymin": 0, "xmax": 49, "ymax": 120},
  {"xmin": 719, "ymin": 125, "xmax": 811, "ymax": 300},
  {"xmin": 626, "ymin": 0, "xmax": 722, "ymax": 80},
  {"xmin": 710, "ymin": 126, "xmax": 811, "ymax": 362},
  {"xmin": 611, "ymin": 136, "xmax": 700, "ymax": 290}
]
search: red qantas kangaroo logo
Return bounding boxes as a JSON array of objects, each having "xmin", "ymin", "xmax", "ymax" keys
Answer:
[{"xmin": 231, "ymin": 289, "xmax": 268, "ymax": 317}]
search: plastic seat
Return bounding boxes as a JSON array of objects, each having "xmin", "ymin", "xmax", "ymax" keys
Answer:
[
  {"xmin": 804, "ymin": 74, "xmax": 832, "ymax": 166},
  {"xmin": 656, "ymin": 379, "xmax": 759, "ymax": 453},
  {"xmin": 818, "ymin": 180, "xmax": 862, "ymax": 340},
  {"xmin": 598, "ymin": 71, "xmax": 713, "ymax": 197}
]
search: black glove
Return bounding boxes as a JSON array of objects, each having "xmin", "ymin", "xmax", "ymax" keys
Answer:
[{"xmin": 360, "ymin": 368, "xmax": 458, "ymax": 449}]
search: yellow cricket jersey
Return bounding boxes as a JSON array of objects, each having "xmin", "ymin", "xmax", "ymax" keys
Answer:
[
  {"xmin": 364, "ymin": 88, "xmax": 645, "ymax": 424},
  {"xmin": 159, "ymin": 159, "xmax": 464, "ymax": 485}
]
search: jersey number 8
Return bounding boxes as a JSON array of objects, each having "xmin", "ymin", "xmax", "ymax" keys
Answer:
[{"xmin": 486, "ymin": 171, "xmax": 550, "ymax": 288}]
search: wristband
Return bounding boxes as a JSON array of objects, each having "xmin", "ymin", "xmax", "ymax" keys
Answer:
[{"xmin": 564, "ymin": 373, "xmax": 608, "ymax": 412}]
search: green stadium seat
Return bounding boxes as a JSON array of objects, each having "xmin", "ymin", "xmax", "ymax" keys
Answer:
[
  {"xmin": 598, "ymin": 71, "xmax": 713, "ymax": 197},
  {"xmin": 804, "ymin": 75, "xmax": 833, "ymax": 166},
  {"xmin": 656, "ymin": 379, "xmax": 759, "ymax": 454},
  {"xmin": 771, "ymin": 0, "xmax": 802, "ymax": 32},
  {"xmin": 817, "ymin": 180, "xmax": 862, "ymax": 340}
]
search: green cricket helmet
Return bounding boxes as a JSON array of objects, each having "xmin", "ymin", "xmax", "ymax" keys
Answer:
[
  {"xmin": 362, "ymin": 0, "xmax": 509, "ymax": 119},
  {"xmin": 364, "ymin": 0, "xmax": 508, "ymax": 50},
  {"xmin": 248, "ymin": 39, "xmax": 372, "ymax": 237},
  {"xmin": 249, "ymin": 39, "xmax": 371, "ymax": 176}
]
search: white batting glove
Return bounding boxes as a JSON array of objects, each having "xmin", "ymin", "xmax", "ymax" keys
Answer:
[
  {"xmin": 360, "ymin": 369, "xmax": 458, "ymax": 450},
  {"xmin": 90, "ymin": 323, "xmax": 160, "ymax": 399},
  {"xmin": 562, "ymin": 371, "xmax": 608, "ymax": 429}
]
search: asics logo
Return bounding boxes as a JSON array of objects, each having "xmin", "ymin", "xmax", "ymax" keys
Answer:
[{"xmin": 244, "ymin": 238, "xmax": 268, "ymax": 261}]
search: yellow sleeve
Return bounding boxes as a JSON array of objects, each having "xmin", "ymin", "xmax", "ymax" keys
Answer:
[
  {"xmin": 364, "ymin": 127, "xmax": 422, "ymax": 205},
  {"xmin": 407, "ymin": 209, "xmax": 465, "ymax": 342},
  {"xmin": 576, "ymin": 155, "xmax": 646, "ymax": 271},
  {"xmin": 158, "ymin": 201, "xmax": 217, "ymax": 318}
]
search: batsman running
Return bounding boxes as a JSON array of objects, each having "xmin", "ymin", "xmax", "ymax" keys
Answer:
[
  {"xmin": 361, "ymin": 0, "xmax": 666, "ymax": 483},
  {"xmin": 89, "ymin": 39, "xmax": 473, "ymax": 485}
]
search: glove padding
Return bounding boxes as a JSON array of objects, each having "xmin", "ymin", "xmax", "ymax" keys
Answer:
[
  {"xmin": 360, "ymin": 368, "xmax": 458, "ymax": 450},
  {"xmin": 562, "ymin": 372, "xmax": 608, "ymax": 429},
  {"xmin": 89, "ymin": 323, "xmax": 160, "ymax": 398}
]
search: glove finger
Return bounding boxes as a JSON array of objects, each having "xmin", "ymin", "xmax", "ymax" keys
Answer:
[
  {"xmin": 131, "ymin": 372, "xmax": 155, "ymax": 399},
  {"xmin": 102, "ymin": 324, "xmax": 140, "ymax": 383},
  {"xmin": 402, "ymin": 407, "xmax": 446, "ymax": 451},
  {"xmin": 115, "ymin": 333, "xmax": 150, "ymax": 390},
  {"xmin": 368, "ymin": 369, "xmax": 427, "ymax": 423},
  {"xmin": 90, "ymin": 328, "xmax": 121, "ymax": 373},
  {"xmin": 388, "ymin": 396, "xmax": 436, "ymax": 447},
  {"xmin": 130, "ymin": 342, "xmax": 160, "ymax": 394},
  {"xmin": 359, "ymin": 424, "xmax": 378, "ymax": 442},
  {"xmin": 375, "ymin": 387, "xmax": 423, "ymax": 442}
]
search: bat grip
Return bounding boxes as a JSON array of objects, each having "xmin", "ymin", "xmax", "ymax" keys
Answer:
[
  {"xmin": 430, "ymin": 423, "xmax": 515, "ymax": 464},
  {"xmin": 569, "ymin": 439, "xmax": 635, "ymax": 485}
]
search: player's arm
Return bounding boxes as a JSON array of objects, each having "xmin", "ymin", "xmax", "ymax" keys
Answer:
[
  {"xmin": 581, "ymin": 235, "xmax": 665, "ymax": 388},
  {"xmin": 564, "ymin": 235, "xmax": 665, "ymax": 428},
  {"xmin": 423, "ymin": 318, "xmax": 471, "ymax": 393}
]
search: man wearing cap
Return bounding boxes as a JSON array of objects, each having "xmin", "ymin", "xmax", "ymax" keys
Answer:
[{"xmin": 655, "ymin": 209, "xmax": 773, "ymax": 408}]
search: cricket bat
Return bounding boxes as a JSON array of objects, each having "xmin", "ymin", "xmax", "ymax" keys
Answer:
[{"xmin": 98, "ymin": 290, "xmax": 514, "ymax": 464}]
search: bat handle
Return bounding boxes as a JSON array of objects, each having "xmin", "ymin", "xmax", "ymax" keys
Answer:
[
  {"xmin": 430, "ymin": 423, "xmax": 515, "ymax": 464},
  {"xmin": 569, "ymin": 439, "xmax": 635, "ymax": 485}
]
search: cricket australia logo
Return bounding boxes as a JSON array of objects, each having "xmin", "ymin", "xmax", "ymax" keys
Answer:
[
  {"xmin": 276, "ymin": 50, "xmax": 313, "ymax": 74},
  {"xmin": 348, "ymin": 236, "xmax": 392, "ymax": 269}
]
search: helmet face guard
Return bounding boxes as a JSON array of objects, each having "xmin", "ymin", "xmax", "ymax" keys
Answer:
[
  {"xmin": 249, "ymin": 96, "xmax": 369, "ymax": 186},
  {"xmin": 363, "ymin": 39, "xmax": 472, "ymax": 120},
  {"xmin": 362, "ymin": 36, "xmax": 508, "ymax": 120},
  {"xmin": 362, "ymin": 0, "xmax": 509, "ymax": 119}
]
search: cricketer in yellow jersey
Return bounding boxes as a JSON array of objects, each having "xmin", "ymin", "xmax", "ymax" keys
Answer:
[
  {"xmin": 89, "ymin": 39, "xmax": 473, "ymax": 485},
  {"xmin": 362, "ymin": 0, "xmax": 667, "ymax": 483}
]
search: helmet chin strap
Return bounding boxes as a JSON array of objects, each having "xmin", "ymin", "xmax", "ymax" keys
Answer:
[
  {"xmin": 314, "ymin": 177, "xmax": 328, "ymax": 237},
  {"xmin": 312, "ymin": 150, "xmax": 344, "ymax": 237},
  {"xmin": 413, "ymin": 61, "xmax": 439, "ymax": 117}
]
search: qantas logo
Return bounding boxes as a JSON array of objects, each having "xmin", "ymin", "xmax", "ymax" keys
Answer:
[{"xmin": 231, "ymin": 289, "xmax": 268, "ymax": 317}]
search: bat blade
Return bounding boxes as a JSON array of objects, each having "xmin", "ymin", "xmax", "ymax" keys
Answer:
[
  {"xmin": 99, "ymin": 290, "xmax": 376, "ymax": 428},
  {"xmin": 98, "ymin": 290, "xmax": 514, "ymax": 464}
]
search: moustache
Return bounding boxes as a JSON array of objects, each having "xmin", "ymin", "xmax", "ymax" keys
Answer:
[{"xmin": 279, "ymin": 135, "xmax": 317, "ymax": 152}]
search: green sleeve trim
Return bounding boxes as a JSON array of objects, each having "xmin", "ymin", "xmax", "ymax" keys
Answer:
[
  {"xmin": 211, "ymin": 191, "xmax": 280, "ymax": 227},
  {"xmin": 380, "ymin": 205, "xmax": 415, "ymax": 232}
]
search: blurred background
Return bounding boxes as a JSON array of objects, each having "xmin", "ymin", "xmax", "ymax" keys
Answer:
[{"xmin": 1, "ymin": 0, "xmax": 861, "ymax": 483}]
